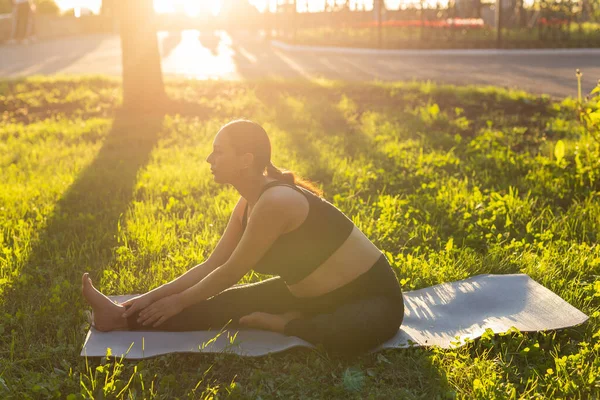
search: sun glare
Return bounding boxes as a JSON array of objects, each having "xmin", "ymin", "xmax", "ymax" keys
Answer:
[
  {"xmin": 154, "ymin": 0, "xmax": 222, "ymax": 16},
  {"xmin": 55, "ymin": 1, "xmax": 431, "ymax": 17}
]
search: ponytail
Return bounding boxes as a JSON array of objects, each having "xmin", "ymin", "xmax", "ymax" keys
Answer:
[{"xmin": 266, "ymin": 161, "xmax": 323, "ymax": 197}]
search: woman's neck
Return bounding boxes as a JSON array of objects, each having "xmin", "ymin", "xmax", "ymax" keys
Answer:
[{"xmin": 233, "ymin": 175, "xmax": 278, "ymax": 207}]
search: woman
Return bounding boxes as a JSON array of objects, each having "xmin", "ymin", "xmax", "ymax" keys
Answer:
[{"xmin": 82, "ymin": 120, "xmax": 404, "ymax": 355}]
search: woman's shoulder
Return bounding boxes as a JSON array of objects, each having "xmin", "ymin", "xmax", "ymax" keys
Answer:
[
  {"xmin": 258, "ymin": 185, "xmax": 310, "ymax": 231},
  {"xmin": 260, "ymin": 183, "xmax": 307, "ymax": 207},
  {"xmin": 236, "ymin": 182, "xmax": 308, "ymax": 220}
]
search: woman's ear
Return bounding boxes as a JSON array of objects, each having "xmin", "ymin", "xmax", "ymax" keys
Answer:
[{"xmin": 241, "ymin": 152, "xmax": 255, "ymax": 170}]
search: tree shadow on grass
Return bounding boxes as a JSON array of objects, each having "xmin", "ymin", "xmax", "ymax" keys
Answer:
[
  {"xmin": 248, "ymin": 81, "xmax": 559, "ymax": 260},
  {"xmin": 1, "ymin": 110, "xmax": 165, "ymax": 352},
  {"xmin": 251, "ymin": 81, "xmax": 378, "ymax": 193}
]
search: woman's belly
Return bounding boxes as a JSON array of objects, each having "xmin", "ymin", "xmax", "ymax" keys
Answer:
[{"xmin": 287, "ymin": 225, "xmax": 384, "ymax": 298}]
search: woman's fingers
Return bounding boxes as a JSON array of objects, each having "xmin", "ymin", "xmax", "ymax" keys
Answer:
[
  {"xmin": 138, "ymin": 304, "xmax": 160, "ymax": 325},
  {"xmin": 138, "ymin": 303, "xmax": 151, "ymax": 315},
  {"xmin": 135, "ymin": 297, "xmax": 176, "ymax": 326},
  {"xmin": 121, "ymin": 295, "xmax": 143, "ymax": 306},
  {"xmin": 120, "ymin": 297, "xmax": 144, "ymax": 315},
  {"xmin": 120, "ymin": 298, "xmax": 133, "ymax": 306},
  {"xmin": 122, "ymin": 303, "xmax": 137, "ymax": 318},
  {"xmin": 122, "ymin": 298, "xmax": 146, "ymax": 317},
  {"xmin": 138, "ymin": 304, "xmax": 155, "ymax": 319},
  {"xmin": 153, "ymin": 316, "xmax": 167, "ymax": 328},
  {"xmin": 137, "ymin": 309, "xmax": 151, "ymax": 324},
  {"xmin": 142, "ymin": 311, "xmax": 162, "ymax": 326}
]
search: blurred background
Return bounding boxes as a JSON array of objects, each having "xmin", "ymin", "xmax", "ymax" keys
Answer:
[{"xmin": 1, "ymin": 0, "xmax": 599, "ymax": 49}]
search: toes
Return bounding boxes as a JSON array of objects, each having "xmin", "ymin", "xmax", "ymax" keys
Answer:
[
  {"xmin": 239, "ymin": 314, "xmax": 253, "ymax": 325},
  {"xmin": 82, "ymin": 273, "xmax": 91, "ymax": 288},
  {"xmin": 239, "ymin": 312, "xmax": 261, "ymax": 326}
]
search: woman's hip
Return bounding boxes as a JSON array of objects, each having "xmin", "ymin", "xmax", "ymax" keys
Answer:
[{"xmin": 296, "ymin": 254, "xmax": 403, "ymax": 315}]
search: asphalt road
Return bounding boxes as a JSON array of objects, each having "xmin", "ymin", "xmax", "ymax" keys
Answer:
[{"xmin": 1, "ymin": 30, "xmax": 599, "ymax": 99}]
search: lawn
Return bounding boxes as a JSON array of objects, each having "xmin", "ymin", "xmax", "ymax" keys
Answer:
[{"xmin": 0, "ymin": 76, "xmax": 599, "ymax": 399}]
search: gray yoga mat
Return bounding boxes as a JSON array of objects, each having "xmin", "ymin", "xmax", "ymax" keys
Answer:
[{"xmin": 80, "ymin": 274, "xmax": 589, "ymax": 359}]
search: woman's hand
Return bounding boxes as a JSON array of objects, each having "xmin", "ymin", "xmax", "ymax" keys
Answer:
[
  {"xmin": 137, "ymin": 294, "xmax": 185, "ymax": 328},
  {"xmin": 120, "ymin": 293, "xmax": 155, "ymax": 319}
]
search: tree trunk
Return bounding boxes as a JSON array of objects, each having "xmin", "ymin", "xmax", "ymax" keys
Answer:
[
  {"xmin": 376, "ymin": 0, "xmax": 383, "ymax": 48},
  {"xmin": 496, "ymin": 0, "xmax": 503, "ymax": 47},
  {"xmin": 119, "ymin": 0, "xmax": 165, "ymax": 112}
]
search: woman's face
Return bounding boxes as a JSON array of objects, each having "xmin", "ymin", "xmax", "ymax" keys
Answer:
[{"xmin": 206, "ymin": 130, "xmax": 245, "ymax": 184}]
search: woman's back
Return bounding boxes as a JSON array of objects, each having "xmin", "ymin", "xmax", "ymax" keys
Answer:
[{"xmin": 243, "ymin": 181, "xmax": 382, "ymax": 291}]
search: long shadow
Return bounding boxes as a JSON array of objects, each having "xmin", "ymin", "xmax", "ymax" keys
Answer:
[
  {"xmin": 1, "ymin": 110, "xmax": 164, "ymax": 350},
  {"xmin": 252, "ymin": 83, "xmax": 336, "ymax": 186},
  {"xmin": 228, "ymin": 30, "xmax": 315, "ymax": 79},
  {"xmin": 227, "ymin": 31, "xmax": 379, "ymax": 185},
  {"xmin": 236, "ymin": 65, "xmax": 560, "ymax": 259},
  {"xmin": 0, "ymin": 77, "xmax": 121, "ymax": 124},
  {"xmin": 228, "ymin": 33, "xmax": 561, "ymax": 256},
  {"xmin": 227, "ymin": 38, "xmax": 432, "ymax": 200},
  {"xmin": 1, "ymin": 34, "xmax": 108, "ymax": 76},
  {"xmin": 230, "ymin": 36, "xmax": 598, "ymax": 99},
  {"xmin": 248, "ymin": 80, "xmax": 379, "ymax": 195}
]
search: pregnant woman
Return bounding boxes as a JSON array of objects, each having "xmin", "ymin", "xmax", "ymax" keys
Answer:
[{"xmin": 82, "ymin": 119, "xmax": 404, "ymax": 355}]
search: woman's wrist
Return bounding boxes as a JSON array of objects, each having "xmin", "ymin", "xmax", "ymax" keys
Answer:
[
  {"xmin": 178, "ymin": 289, "xmax": 193, "ymax": 309},
  {"xmin": 147, "ymin": 283, "xmax": 172, "ymax": 302}
]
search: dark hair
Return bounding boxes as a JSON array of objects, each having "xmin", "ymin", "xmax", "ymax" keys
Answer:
[{"xmin": 219, "ymin": 119, "xmax": 323, "ymax": 197}]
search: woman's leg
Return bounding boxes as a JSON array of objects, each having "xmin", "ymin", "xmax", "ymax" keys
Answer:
[
  {"xmin": 284, "ymin": 294, "xmax": 404, "ymax": 355},
  {"xmin": 82, "ymin": 273, "xmax": 128, "ymax": 331},
  {"xmin": 127, "ymin": 277, "xmax": 302, "ymax": 332}
]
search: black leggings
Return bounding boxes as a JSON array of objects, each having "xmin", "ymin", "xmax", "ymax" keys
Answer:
[{"xmin": 127, "ymin": 254, "xmax": 404, "ymax": 355}]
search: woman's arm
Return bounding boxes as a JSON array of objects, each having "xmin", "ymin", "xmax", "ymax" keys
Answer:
[
  {"xmin": 137, "ymin": 188, "xmax": 304, "ymax": 327},
  {"xmin": 142, "ymin": 197, "xmax": 246, "ymax": 302},
  {"xmin": 138, "ymin": 260, "xmax": 218, "ymax": 303},
  {"xmin": 178, "ymin": 189, "xmax": 294, "ymax": 308}
]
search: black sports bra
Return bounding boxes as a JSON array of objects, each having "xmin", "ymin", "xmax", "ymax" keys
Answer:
[{"xmin": 242, "ymin": 181, "xmax": 354, "ymax": 284}]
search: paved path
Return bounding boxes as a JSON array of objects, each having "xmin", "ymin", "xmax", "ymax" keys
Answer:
[{"xmin": 1, "ymin": 30, "xmax": 599, "ymax": 98}]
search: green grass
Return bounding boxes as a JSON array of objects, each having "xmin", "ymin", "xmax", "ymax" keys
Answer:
[{"xmin": 0, "ymin": 76, "xmax": 599, "ymax": 399}]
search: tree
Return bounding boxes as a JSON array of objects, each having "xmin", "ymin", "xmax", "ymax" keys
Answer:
[
  {"xmin": 0, "ymin": 0, "xmax": 11, "ymax": 14},
  {"xmin": 118, "ymin": 0, "xmax": 165, "ymax": 112},
  {"xmin": 36, "ymin": 0, "xmax": 60, "ymax": 15}
]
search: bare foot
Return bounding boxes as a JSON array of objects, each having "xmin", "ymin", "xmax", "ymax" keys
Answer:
[
  {"xmin": 239, "ymin": 311, "xmax": 303, "ymax": 334},
  {"xmin": 82, "ymin": 273, "xmax": 128, "ymax": 332}
]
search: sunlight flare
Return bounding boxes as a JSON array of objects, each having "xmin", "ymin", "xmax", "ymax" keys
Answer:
[
  {"xmin": 159, "ymin": 30, "xmax": 238, "ymax": 80},
  {"xmin": 154, "ymin": 0, "xmax": 222, "ymax": 16}
]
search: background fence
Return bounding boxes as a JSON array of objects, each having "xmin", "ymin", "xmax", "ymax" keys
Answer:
[
  {"xmin": 266, "ymin": 0, "xmax": 600, "ymax": 49},
  {"xmin": 1, "ymin": 0, "xmax": 599, "ymax": 49}
]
